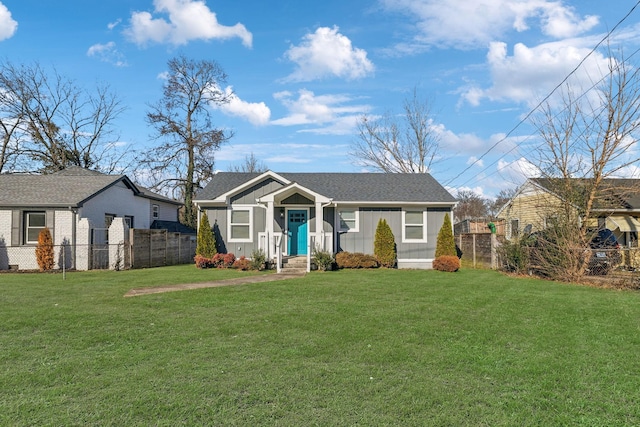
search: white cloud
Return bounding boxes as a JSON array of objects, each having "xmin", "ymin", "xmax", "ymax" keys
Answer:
[
  {"xmin": 271, "ymin": 89, "xmax": 372, "ymax": 135},
  {"xmin": 380, "ymin": 0, "xmax": 598, "ymax": 50},
  {"xmin": 461, "ymin": 39, "xmax": 609, "ymax": 107},
  {"xmin": 125, "ymin": 0, "xmax": 252, "ymax": 47},
  {"xmin": 86, "ymin": 42, "xmax": 128, "ymax": 67},
  {"xmin": 467, "ymin": 156, "xmax": 484, "ymax": 168},
  {"xmin": 0, "ymin": 2, "xmax": 17, "ymax": 41},
  {"xmin": 213, "ymin": 86, "xmax": 271, "ymax": 126},
  {"xmin": 283, "ymin": 26, "xmax": 374, "ymax": 82},
  {"xmin": 497, "ymin": 157, "xmax": 541, "ymax": 183},
  {"xmin": 108, "ymin": 19, "xmax": 122, "ymax": 30}
]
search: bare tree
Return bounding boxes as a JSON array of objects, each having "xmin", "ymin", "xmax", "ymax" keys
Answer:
[
  {"xmin": 453, "ymin": 190, "xmax": 488, "ymax": 222},
  {"xmin": 488, "ymin": 187, "xmax": 517, "ymax": 218},
  {"xmin": 0, "ymin": 61, "xmax": 127, "ymax": 174},
  {"xmin": 350, "ymin": 88, "xmax": 439, "ymax": 173},
  {"xmin": 228, "ymin": 152, "xmax": 268, "ymax": 173},
  {"xmin": 140, "ymin": 55, "xmax": 233, "ymax": 229},
  {"xmin": 526, "ymin": 52, "xmax": 640, "ymax": 281}
]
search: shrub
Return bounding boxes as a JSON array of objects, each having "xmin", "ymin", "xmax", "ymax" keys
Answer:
[
  {"xmin": 433, "ymin": 255, "xmax": 460, "ymax": 272},
  {"xmin": 223, "ymin": 253, "xmax": 236, "ymax": 268},
  {"xmin": 335, "ymin": 252, "xmax": 379, "ymax": 269},
  {"xmin": 374, "ymin": 218, "xmax": 396, "ymax": 268},
  {"xmin": 211, "ymin": 253, "xmax": 225, "ymax": 268},
  {"xmin": 35, "ymin": 227, "xmax": 55, "ymax": 271},
  {"xmin": 196, "ymin": 211, "xmax": 216, "ymax": 258},
  {"xmin": 498, "ymin": 238, "xmax": 530, "ymax": 274},
  {"xmin": 435, "ymin": 213, "xmax": 457, "ymax": 258},
  {"xmin": 250, "ymin": 249, "xmax": 268, "ymax": 271},
  {"xmin": 194, "ymin": 254, "xmax": 211, "ymax": 269},
  {"xmin": 312, "ymin": 246, "xmax": 334, "ymax": 271},
  {"xmin": 233, "ymin": 256, "xmax": 251, "ymax": 271}
]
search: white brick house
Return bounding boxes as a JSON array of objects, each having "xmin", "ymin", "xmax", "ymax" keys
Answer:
[{"xmin": 0, "ymin": 167, "xmax": 183, "ymax": 270}]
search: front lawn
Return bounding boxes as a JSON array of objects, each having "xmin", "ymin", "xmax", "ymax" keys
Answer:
[{"xmin": 1, "ymin": 267, "xmax": 640, "ymax": 425}]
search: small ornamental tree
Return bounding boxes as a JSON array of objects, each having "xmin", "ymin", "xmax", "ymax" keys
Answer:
[
  {"xmin": 435, "ymin": 213, "xmax": 456, "ymax": 258},
  {"xmin": 374, "ymin": 218, "xmax": 396, "ymax": 268},
  {"xmin": 35, "ymin": 227, "xmax": 54, "ymax": 271},
  {"xmin": 196, "ymin": 211, "xmax": 216, "ymax": 258}
]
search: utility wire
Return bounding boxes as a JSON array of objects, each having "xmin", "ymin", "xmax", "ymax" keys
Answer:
[{"xmin": 444, "ymin": 0, "xmax": 640, "ymax": 188}]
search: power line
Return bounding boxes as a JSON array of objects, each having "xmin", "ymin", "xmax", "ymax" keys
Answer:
[{"xmin": 444, "ymin": 0, "xmax": 640, "ymax": 188}]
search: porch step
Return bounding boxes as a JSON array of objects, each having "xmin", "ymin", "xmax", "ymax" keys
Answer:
[{"xmin": 280, "ymin": 256, "xmax": 308, "ymax": 274}]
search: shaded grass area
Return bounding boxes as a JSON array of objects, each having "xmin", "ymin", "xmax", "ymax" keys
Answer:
[{"xmin": 2, "ymin": 266, "xmax": 640, "ymax": 425}]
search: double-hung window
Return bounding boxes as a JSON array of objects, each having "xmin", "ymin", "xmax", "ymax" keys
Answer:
[
  {"xmin": 337, "ymin": 208, "xmax": 359, "ymax": 232},
  {"xmin": 229, "ymin": 207, "xmax": 252, "ymax": 242},
  {"xmin": 25, "ymin": 212, "xmax": 46, "ymax": 244},
  {"xmin": 403, "ymin": 210, "xmax": 427, "ymax": 242}
]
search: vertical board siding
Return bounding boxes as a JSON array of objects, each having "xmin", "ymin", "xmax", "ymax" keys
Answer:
[{"xmin": 230, "ymin": 178, "xmax": 284, "ymax": 204}]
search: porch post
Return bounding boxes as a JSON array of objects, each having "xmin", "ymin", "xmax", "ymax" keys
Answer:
[
  {"xmin": 265, "ymin": 201, "xmax": 274, "ymax": 259},
  {"xmin": 315, "ymin": 201, "xmax": 324, "ymax": 251}
]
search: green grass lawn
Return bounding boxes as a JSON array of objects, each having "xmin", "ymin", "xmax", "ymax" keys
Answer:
[{"xmin": 2, "ymin": 266, "xmax": 640, "ymax": 426}]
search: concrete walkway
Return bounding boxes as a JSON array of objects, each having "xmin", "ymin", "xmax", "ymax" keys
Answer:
[{"xmin": 124, "ymin": 272, "xmax": 305, "ymax": 297}]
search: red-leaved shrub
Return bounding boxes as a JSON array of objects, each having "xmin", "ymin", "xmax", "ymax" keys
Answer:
[
  {"xmin": 194, "ymin": 254, "xmax": 211, "ymax": 269},
  {"xmin": 433, "ymin": 255, "xmax": 460, "ymax": 272},
  {"xmin": 233, "ymin": 256, "xmax": 251, "ymax": 270},
  {"xmin": 223, "ymin": 253, "xmax": 236, "ymax": 268},
  {"xmin": 211, "ymin": 253, "xmax": 225, "ymax": 268}
]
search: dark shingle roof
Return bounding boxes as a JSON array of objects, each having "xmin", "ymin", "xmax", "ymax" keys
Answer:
[
  {"xmin": 197, "ymin": 172, "xmax": 456, "ymax": 203},
  {"xmin": 530, "ymin": 177, "xmax": 640, "ymax": 210},
  {"xmin": 0, "ymin": 167, "xmax": 181, "ymax": 207}
]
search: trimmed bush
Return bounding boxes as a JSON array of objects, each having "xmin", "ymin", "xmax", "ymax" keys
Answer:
[
  {"xmin": 194, "ymin": 254, "xmax": 211, "ymax": 269},
  {"xmin": 374, "ymin": 218, "xmax": 396, "ymax": 268},
  {"xmin": 435, "ymin": 213, "xmax": 457, "ymax": 258},
  {"xmin": 196, "ymin": 211, "xmax": 216, "ymax": 258},
  {"xmin": 233, "ymin": 256, "xmax": 251, "ymax": 271},
  {"xmin": 335, "ymin": 252, "xmax": 379, "ymax": 269},
  {"xmin": 223, "ymin": 253, "xmax": 236, "ymax": 268},
  {"xmin": 211, "ymin": 253, "xmax": 225, "ymax": 268},
  {"xmin": 35, "ymin": 227, "xmax": 55, "ymax": 271},
  {"xmin": 433, "ymin": 255, "xmax": 460, "ymax": 272}
]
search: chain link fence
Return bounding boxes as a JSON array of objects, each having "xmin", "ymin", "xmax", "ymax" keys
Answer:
[
  {"xmin": 497, "ymin": 243, "xmax": 640, "ymax": 289},
  {"xmin": 0, "ymin": 235, "xmax": 195, "ymax": 272}
]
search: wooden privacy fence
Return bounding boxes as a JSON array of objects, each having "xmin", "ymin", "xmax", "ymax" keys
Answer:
[
  {"xmin": 457, "ymin": 233, "xmax": 501, "ymax": 269},
  {"xmin": 130, "ymin": 229, "xmax": 196, "ymax": 269}
]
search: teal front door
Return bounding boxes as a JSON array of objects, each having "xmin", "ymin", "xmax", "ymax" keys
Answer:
[{"xmin": 287, "ymin": 210, "xmax": 308, "ymax": 255}]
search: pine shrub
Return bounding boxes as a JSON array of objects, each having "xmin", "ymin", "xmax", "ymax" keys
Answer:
[
  {"xmin": 35, "ymin": 227, "xmax": 55, "ymax": 271},
  {"xmin": 374, "ymin": 218, "xmax": 396, "ymax": 268},
  {"xmin": 196, "ymin": 211, "xmax": 216, "ymax": 258},
  {"xmin": 435, "ymin": 213, "xmax": 457, "ymax": 258},
  {"xmin": 433, "ymin": 255, "xmax": 460, "ymax": 272}
]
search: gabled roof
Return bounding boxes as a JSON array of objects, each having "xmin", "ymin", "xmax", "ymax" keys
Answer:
[
  {"xmin": 529, "ymin": 177, "xmax": 640, "ymax": 211},
  {"xmin": 0, "ymin": 166, "xmax": 181, "ymax": 208},
  {"xmin": 196, "ymin": 171, "xmax": 457, "ymax": 204}
]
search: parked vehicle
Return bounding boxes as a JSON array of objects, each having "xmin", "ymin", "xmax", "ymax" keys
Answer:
[{"xmin": 588, "ymin": 228, "xmax": 621, "ymax": 275}]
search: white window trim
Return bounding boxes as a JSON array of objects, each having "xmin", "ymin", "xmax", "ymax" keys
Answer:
[
  {"xmin": 337, "ymin": 208, "xmax": 359, "ymax": 233},
  {"xmin": 228, "ymin": 206, "xmax": 253, "ymax": 243},
  {"xmin": 402, "ymin": 209, "xmax": 428, "ymax": 243},
  {"xmin": 25, "ymin": 211, "xmax": 46, "ymax": 245},
  {"xmin": 152, "ymin": 204, "xmax": 159, "ymax": 219}
]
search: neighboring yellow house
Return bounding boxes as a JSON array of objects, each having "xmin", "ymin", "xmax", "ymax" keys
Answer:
[{"xmin": 497, "ymin": 178, "xmax": 640, "ymax": 247}]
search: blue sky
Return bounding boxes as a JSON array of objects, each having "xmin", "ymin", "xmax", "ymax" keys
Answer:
[{"xmin": 1, "ymin": 0, "xmax": 639, "ymax": 198}]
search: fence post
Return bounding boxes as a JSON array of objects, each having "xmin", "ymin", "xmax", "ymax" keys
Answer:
[
  {"xmin": 108, "ymin": 218, "xmax": 129, "ymax": 270},
  {"xmin": 76, "ymin": 218, "xmax": 92, "ymax": 271}
]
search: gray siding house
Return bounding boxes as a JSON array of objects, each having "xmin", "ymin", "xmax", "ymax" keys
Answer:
[
  {"xmin": 0, "ymin": 167, "xmax": 182, "ymax": 270},
  {"xmin": 194, "ymin": 171, "xmax": 457, "ymax": 269}
]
